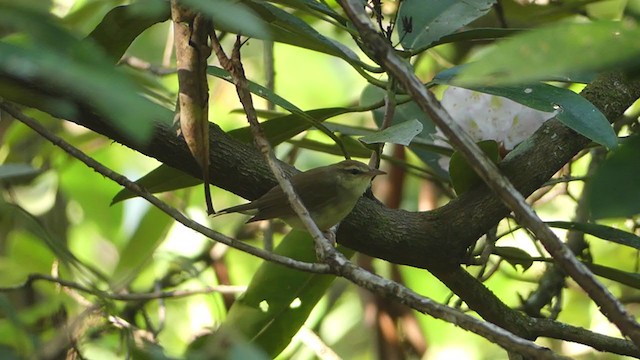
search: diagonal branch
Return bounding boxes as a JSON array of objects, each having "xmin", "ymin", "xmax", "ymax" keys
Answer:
[
  {"xmin": 209, "ymin": 33, "xmax": 335, "ymax": 260},
  {"xmin": 0, "ymin": 101, "xmax": 330, "ymax": 276},
  {"xmin": 0, "ymin": 273, "xmax": 246, "ymax": 300}
]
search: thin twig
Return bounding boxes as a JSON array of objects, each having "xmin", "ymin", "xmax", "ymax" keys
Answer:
[
  {"xmin": 209, "ymin": 33, "xmax": 336, "ymax": 261},
  {"xmin": 369, "ymin": 77, "xmax": 396, "ymax": 169},
  {"xmin": 523, "ymin": 148, "xmax": 605, "ymax": 318},
  {"xmin": 337, "ymin": 0, "xmax": 640, "ymax": 346},
  {"xmin": 0, "ymin": 273, "xmax": 247, "ymax": 301},
  {"xmin": 0, "ymin": 101, "xmax": 331, "ymax": 275},
  {"xmin": 118, "ymin": 56, "xmax": 176, "ymax": 76},
  {"xmin": 294, "ymin": 326, "xmax": 342, "ymax": 360}
]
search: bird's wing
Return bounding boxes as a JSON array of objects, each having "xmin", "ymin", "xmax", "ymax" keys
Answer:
[{"xmin": 248, "ymin": 168, "xmax": 338, "ymax": 222}]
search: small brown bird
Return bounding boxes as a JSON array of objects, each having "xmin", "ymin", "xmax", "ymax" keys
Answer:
[{"xmin": 213, "ymin": 160, "xmax": 385, "ymax": 230}]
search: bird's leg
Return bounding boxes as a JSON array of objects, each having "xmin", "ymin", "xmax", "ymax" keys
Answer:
[
  {"xmin": 323, "ymin": 229, "xmax": 337, "ymax": 247},
  {"xmin": 315, "ymin": 225, "xmax": 338, "ymax": 261}
]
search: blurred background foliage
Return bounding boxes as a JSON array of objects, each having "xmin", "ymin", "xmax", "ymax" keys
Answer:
[{"xmin": 0, "ymin": 0, "xmax": 640, "ymax": 359}]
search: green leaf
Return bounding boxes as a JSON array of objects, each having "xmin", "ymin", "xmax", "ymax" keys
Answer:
[
  {"xmin": 288, "ymin": 137, "xmax": 372, "ymax": 158},
  {"xmin": 87, "ymin": 2, "xmax": 170, "ymax": 62},
  {"xmin": 586, "ymin": 263, "xmax": 640, "ymax": 289},
  {"xmin": 546, "ymin": 221, "xmax": 640, "ymax": 250},
  {"xmin": 397, "ymin": 0, "xmax": 496, "ymax": 51},
  {"xmin": 220, "ymin": 230, "xmax": 354, "ymax": 357},
  {"xmin": 434, "ymin": 68, "xmax": 618, "ymax": 149},
  {"xmin": 325, "ymin": 122, "xmax": 453, "ymax": 156},
  {"xmin": 183, "ymin": 0, "xmax": 269, "ymax": 40},
  {"xmin": 0, "ymin": 5, "xmax": 170, "ymax": 143},
  {"xmin": 269, "ymin": 0, "xmax": 344, "ymax": 22},
  {"xmin": 494, "ymin": 246, "xmax": 534, "ymax": 271},
  {"xmin": 111, "ymin": 206, "xmax": 173, "ymax": 287},
  {"xmin": 428, "ymin": 28, "xmax": 522, "ymax": 49},
  {"xmin": 361, "ymin": 85, "xmax": 448, "ymax": 178},
  {"xmin": 586, "ymin": 0, "xmax": 627, "ymax": 20},
  {"xmin": 213, "ymin": 1, "xmax": 361, "ymax": 66},
  {"xmin": 359, "ymin": 119, "xmax": 423, "ymax": 146},
  {"xmin": 111, "ymin": 166, "xmax": 201, "ymax": 205},
  {"xmin": 449, "ymin": 140, "xmax": 500, "ymax": 195},
  {"xmin": 454, "ymin": 21, "xmax": 640, "ymax": 86},
  {"xmin": 0, "ymin": 164, "xmax": 41, "ymax": 185},
  {"xmin": 229, "ymin": 107, "xmax": 352, "ymax": 144},
  {"xmin": 585, "ymin": 135, "xmax": 640, "ymax": 219}
]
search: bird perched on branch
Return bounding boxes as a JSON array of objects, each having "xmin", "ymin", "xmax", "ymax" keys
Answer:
[{"xmin": 213, "ymin": 160, "xmax": 385, "ymax": 231}]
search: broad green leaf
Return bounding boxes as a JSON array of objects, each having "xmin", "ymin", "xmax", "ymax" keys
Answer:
[
  {"xmin": 111, "ymin": 206, "xmax": 173, "ymax": 288},
  {"xmin": 434, "ymin": 68, "xmax": 618, "ymax": 149},
  {"xmin": 247, "ymin": 1, "xmax": 362, "ymax": 66},
  {"xmin": 586, "ymin": 0, "xmax": 627, "ymax": 20},
  {"xmin": 455, "ymin": 21, "xmax": 640, "ymax": 86},
  {"xmin": 87, "ymin": 1, "xmax": 170, "ymax": 62},
  {"xmin": 585, "ymin": 135, "xmax": 640, "ymax": 219},
  {"xmin": 326, "ymin": 122, "xmax": 454, "ymax": 156},
  {"xmin": 270, "ymin": 0, "xmax": 344, "ymax": 22},
  {"xmin": 287, "ymin": 137, "xmax": 372, "ymax": 158},
  {"xmin": 494, "ymin": 246, "xmax": 533, "ymax": 271},
  {"xmin": 397, "ymin": 0, "xmax": 496, "ymax": 51},
  {"xmin": 449, "ymin": 140, "xmax": 500, "ymax": 195},
  {"xmin": 220, "ymin": 230, "xmax": 354, "ymax": 357},
  {"xmin": 586, "ymin": 263, "xmax": 640, "ymax": 289},
  {"xmin": 228, "ymin": 108, "xmax": 352, "ymax": 144},
  {"xmin": 521, "ymin": 255, "xmax": 640, "ymax": 289},
  {"xmin": 546, "ymin": 221, "xmax": 640, "ymax": 250},
  {"xmin": 0, "ymin": 5, "xmax": 170, "ymax": 143},
  {"xmin": 206, "ymin": 1, "xmax": 361, "ymax": 66},
  {"xmin": 0, "ymin": 164, "xmax": 41, "ymax": 185},
  {"xmin": 361, "ymin": 85, "xmax": 448, "ymax": 179},
  {"xmin": 499, "ymin": 0, "xmax": 596, "ymax": 25},
  {"xmin": 61, "ymin": 0, "xmax": 122, "ymax": 38},
  {"xmin": 183, "ymin": 0, "xmax": 269, "ymax": 39},
  {"xmin": 359, "ymin": 119, "xmax": 423, "ymax": 146},
  {"xmin": 426, "ymin": 28, "xmax": 522, "ymax": 50},
  {"xmin": 111, "ymin": 166, "xmax": 201, "ymax": 205}
]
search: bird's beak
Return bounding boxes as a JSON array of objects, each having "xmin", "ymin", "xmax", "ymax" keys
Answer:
[{"xmin": 368, "ymin": 168, "xmax": 386, "ymax": 176}]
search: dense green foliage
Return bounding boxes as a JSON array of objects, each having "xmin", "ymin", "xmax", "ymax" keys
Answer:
[{"xmin": 1, "ymin": 0, "xmax": 640, "ymax": 359}]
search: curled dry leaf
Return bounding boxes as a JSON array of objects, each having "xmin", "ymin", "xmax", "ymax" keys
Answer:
[{"xmin": 171, "ymin": 2, "xmax": 214, "ymax": 214}]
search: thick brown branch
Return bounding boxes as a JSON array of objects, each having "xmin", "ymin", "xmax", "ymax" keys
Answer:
[{"xmin": 6, "ymin": 71, "xmax": 639, "ymax": 271}]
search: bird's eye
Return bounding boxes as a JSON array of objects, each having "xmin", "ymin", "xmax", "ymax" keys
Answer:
[{"xmin": 348, "ymin": 168, "xmax": 361, "ymax": 175}]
